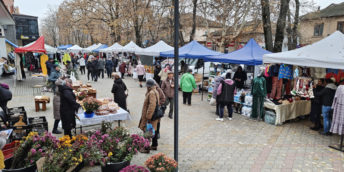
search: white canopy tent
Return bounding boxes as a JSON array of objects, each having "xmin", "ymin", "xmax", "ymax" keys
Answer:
[
  {"xmin": 121, "ymin": 41, "xmax": 144, "ymax": 53},
  {"xmin": 83, "ymin": 43, "xmax": 102, "ymax": 53},
  {"xmin": 136, "ymin": 40, "xmax": 174, "ymax": 56},
  {"xmin": 100, "ymin": 43, "xmax": 123, "ymax": 53},
  {"xmin": 24, "ymin": 41, "xmax": 57, "ymax": 54},
  {"xmin": 263, "ymin": 31, "xmax": 344, "ymax": 69},
  {"xmin": 67, "ymin": 45, "xmax": 83, "ymax": 53}
]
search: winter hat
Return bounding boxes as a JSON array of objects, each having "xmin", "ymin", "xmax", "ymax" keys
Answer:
[{"xmin": 146, "ymin": 79, "xmax": 156, "ymax": 87}]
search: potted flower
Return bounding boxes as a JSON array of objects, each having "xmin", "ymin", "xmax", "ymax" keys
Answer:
[
  {"xmin": 83, "ymin": 97, "xmax": 100, "ymax": 118},
  {"xmin": 119, "ymin": 165, "xmax": 149, "ymax": 172},
  {"xmin": 5, "ymin": 132, "xmax": 58, "ymax": 172},
  {"xmin": 145, "ymin": 153, "xmax": 178, "ymax": 172},
  {"xmin": 77, "ymin": 90, "xmax": 87, "ymax": 101}
]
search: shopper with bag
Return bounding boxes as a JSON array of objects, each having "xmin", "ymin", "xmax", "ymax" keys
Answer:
[
  {"xmin": 161, "ymin": 71, "xmax": 175, "ymax": 118},
  {"xmin": 180, "ymin": 69, "xmax": 196, "ymax": 106},
  {"xmin": 216, "ymin": 73, "xmax": 236, "ymax": 121},
  {"xmin": 138, "ymin": 79, "xmax": 160, "ymax": 150},
  {"xmin": 212, "ymin": 73, "xmax": 226, "ymax": 116},
  {"xmin": 136, "ymin": 62, "xmax": 146, "ymax": 87},
  {"xmin": 111, "ymin": 73, "xmax": 128, "ymax": 110}
]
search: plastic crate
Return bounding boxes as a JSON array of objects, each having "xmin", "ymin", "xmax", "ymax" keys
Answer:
[
  {"xmin": 264, "ymin": 110, "xmax": 276, "ymax": 125},
  {"xmin": 2, "ymin": 141, "xmax": 20, "ymax": 160},
  {"xmin": 7, "ymin": 107, "xmax": 27, "ymax": 126},
  {"xmin": 28, "ymin": 116, "xmax": 48, "ymax": 135}
]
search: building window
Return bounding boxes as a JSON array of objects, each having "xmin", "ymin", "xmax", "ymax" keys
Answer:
[
  {"xmin": 338, "ymin": 21, "xmax": 344, "ymax": 33},
  {"xmin": 314, "ymin": 23, "xmax": 324, "ymax": 36}
]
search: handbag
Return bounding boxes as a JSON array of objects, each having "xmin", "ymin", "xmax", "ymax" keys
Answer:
[{"xmin": 151, "ymin": 93, "xmax": 164, "ymax": 121}]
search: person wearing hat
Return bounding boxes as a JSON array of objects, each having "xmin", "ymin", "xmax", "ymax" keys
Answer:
[
  {"xmin": 48, "ymin": 64, "xmax": 61, "ymax": 93},
  {"xmin": 161, "ymin": 71, "xmax": 175, "ymax": 118},
  {"xmin": 180, "ymin": 69, "xmax": 196, "ymax": 106},
  {"xmin": 315, "ymin": 78, "xmax": 337, "ymax": 135},
  {"xmin": 139, "ymin": 79, "xmax": 160, "ymax": 150}
]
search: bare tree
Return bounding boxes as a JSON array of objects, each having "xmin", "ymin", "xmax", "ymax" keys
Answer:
[
  {"xmin": 189, "ymin": 0, "xmax": 198, "ymax": 42},
  {"xmin": 41, "ymin": 7, "xmax": 59, "ymax": 46},
  {"xmin": 273, "ymin": 0, "xmax": 291, "ymax": 52},
  {"xmin": 261, "ymin": 0, "xmax": 274, "ymax": 51}
]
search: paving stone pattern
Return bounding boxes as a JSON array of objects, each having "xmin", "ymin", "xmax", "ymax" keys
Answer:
[{"xmin": 1, "ymin": 74, "xmax": 344, "ymax": 172}]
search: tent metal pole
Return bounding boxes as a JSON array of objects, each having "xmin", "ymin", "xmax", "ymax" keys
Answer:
[
  {"xmin": 173, "ymin": 0, "xmax": 179, "ymax": 166},
  {"xmin": 201, "ymin": 62, "xmax": 204, "ymax": 101}
]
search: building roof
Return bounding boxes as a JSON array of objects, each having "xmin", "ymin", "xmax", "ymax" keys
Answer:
[
  {"xmin": 302, "ymin": 2, "xmax": 344, "ymax": 20},
  {"xmin": 0, "ymin": 0, "xmax": 14, "ymax": 25},
  {"xmin": 12, "ymin": 13, "xmax": 38, "ymax": 19}
]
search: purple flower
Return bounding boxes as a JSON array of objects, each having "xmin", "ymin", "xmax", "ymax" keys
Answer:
[
  {"xmin": 38, "ymin": 149, "xmax": 43, "ymax": 153},
  {"xmin": 31, "ymin": 148, "xmax": 36, "ymax": 155}
]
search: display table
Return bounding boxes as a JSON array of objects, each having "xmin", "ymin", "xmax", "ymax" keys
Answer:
[
  {"xmin": 74, "ymin": 108, "xmax": 131, "ymax": 133},
  {"xmin": 264, "ymin": 100, "xmax": 311, "ymax": 125}
]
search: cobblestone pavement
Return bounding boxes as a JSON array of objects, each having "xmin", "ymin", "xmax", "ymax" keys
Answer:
[{"xmin": 1, "ymin": 73, "xmax": 344, "ymax": 172}]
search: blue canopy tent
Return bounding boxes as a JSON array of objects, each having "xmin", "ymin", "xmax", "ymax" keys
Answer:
[
  {"xmin": 93, "ymin": 44, "xmax": 108, "ymax": 53},
  {"xmin": 57, "ymin": 44, "xmax": 73, "ymax": 50},
  {"xmin": 160, "ymin": 40, "xmax": 222, "ymax": 59},
  {"xmin": 204, "ymin": 38, "xmax": 271, "ymax": 65},
  {"xmin": 161, "ymin": 40, "xmax": 223, "ymax": 101}
]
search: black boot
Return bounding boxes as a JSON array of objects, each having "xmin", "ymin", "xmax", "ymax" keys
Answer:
[{"xmin": 52, "ymin": 120, "xmax": 62, "ymax": 134}]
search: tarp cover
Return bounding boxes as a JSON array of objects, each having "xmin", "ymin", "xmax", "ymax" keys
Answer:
[
  {"xmin": 137, "ymin": 40, "xmax": 173, "ymax": 56},
  {"xmin": 100, "ymin": 43, "xmax": 123, "ymax": 53},
  {"xmin": 160, "ymin": 40, "xmax": 222, "ymax": 59},
  {"xmin": 67, "ymin": 45, "xmax": 83, "ymax": 53},
  {"xmin": 57, "ymin": 44, "xmax": 72, "ymax": 50},
  {"xmin": 121, "ymin": 41, "xmax": 144, "ymax": 53},
  {"xmin": 263, "ymin": 31, "xmax": 344, "ymax": 69},
  {"xmin": 15, "ymin": 36, "xmax": 46, "ymax": 53},
  {"xmin": 93, "ymin": 44, "xmax": 108, "ymax": 53},
  {"xmin": 205, "ymin": 39, "xmax": 271, "ymax": 65}
]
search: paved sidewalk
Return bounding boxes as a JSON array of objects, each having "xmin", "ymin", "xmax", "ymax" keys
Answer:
[{"xmin": 1, "ymin": 73, "xmax": 344, "ymax": 172}]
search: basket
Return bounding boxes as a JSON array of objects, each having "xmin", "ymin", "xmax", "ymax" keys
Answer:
[{"xmin": 264, "ymin": 110, "xmax": 276, "ymax": 125}]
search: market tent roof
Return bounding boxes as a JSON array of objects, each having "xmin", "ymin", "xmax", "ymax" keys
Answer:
[
  {"xmin": 160, "ymin": 40, "xmax": 222, "ymax": 59},
  {"xmin": 93, "ymin": 44, "xmax": 108, "ymax": 53},
  {"xmin": 24, "ymin": 41, "xmax": 57, "ymax": 54},
  {"xmin": 100, "ymin": 43, "xmax": 123, "ymax": 53},
  {"xmin": 67, "ymin": 45, "xmax": 83, "ymax": 53},
  {"xmin": 83, "ymin": 43, "xmax": 102, "ymax": 52},
  {"xmin": 263, "ymin": 31, "xmax": 344, "ymax": 69},
  {"xmin": 15, "ymin": 36, "xmax": 46, "ymax": 53},
  {"xmin": 57, "ymin": 44, "xmax": 73, "ymax": 50},
  {"xmin": 6, "ymin": 39, "xmax": 18, "ymax": 48},
  {"xmin": 121, "ymin": 41, "xmax": 144, "ymax": 53},
  {"xmin": 204, "ymin": 39, "xmax": 271, "ymax": 65},
  {"xmin": 137, "ymin": 40, "xmax": 174, "ymax": 56}
]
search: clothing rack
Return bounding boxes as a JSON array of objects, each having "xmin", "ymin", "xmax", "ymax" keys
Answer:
[{"xmin": 329, "ymin": 135, "xmax": 344, "ymax": 152}]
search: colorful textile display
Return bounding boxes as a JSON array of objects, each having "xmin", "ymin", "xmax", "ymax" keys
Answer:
[
  {"xmin": 278, "ymin": 64, "xmax": 293, "ymax": 80},
  {"xmin": 40, "ymin": 54, "xmax": 48, "ymax": 75},
  {"xmin": 330, "ymin": 85, "xmax": 344, "ymax": 135}
]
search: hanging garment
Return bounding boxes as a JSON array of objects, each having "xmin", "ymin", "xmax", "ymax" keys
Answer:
[
  {"xmin": 15, "ymin": 54, "xmax": 22, "ymax": 80},
  {"xmin": 40, "ymin": 54, "xmax": 49, "ymax": 75},
  {"xmin": 330, "ymin": 85, "xmax": 344, "ymax": 135},
  {"xmin": 310, "ymin": 68, "xmax": 326, "ymax": 79},
  {"xmin": 251, "ymin": 76, "xmax": 267, "ymax": 119},
  {"xmin": 278, "ymin": 64, "xmax": 293, "ymax": 80}
]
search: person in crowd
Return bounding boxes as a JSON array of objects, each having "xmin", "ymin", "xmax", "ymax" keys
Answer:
[
  {"xmin": 111, "ymin": 73, "xmax": 128, "ymax": 110},
  {"xmin": 91, "ymin": 57, "xmax": 99, "ymax": 82},
  {"xmin": 62, "ymin": 53, "xmax": 71, "ymax": 66},
  {"xmin": 310, "ymin": 79, "xmax": 325, "ymax": 131},
  {"xmin": 59, "ymin": 78, "xmax": 80, "ymax": 137},
  {"xmin": 136, "ymin": 62, "xmax": 146, "ymax": 87},
  {"xmin": 52, "ymin": 77, "xmax": 66, "ymax": 134},
  {"xmin": 45, "ymin": 57, "xmax": 55, "ymax": 76},
  {"xmin": 66, "ymin": 61, "xmax": 73, "ymax": 75},
  {"xmin": 105, "ymin": 58, "xmax": 114, "ymax": 78},
  {"xmin": 48, "ymin": 64, "xmax": 61, "ymax": 93},
  {"xmin": 119, "ymin": 62, "xmax": 127, "ymax": 79},
  {"xmin": 180, "ymin": 69, "xmax": 196, "ymax": 106},
  {"xmin": 212, "ymin": 73, "xmax": 226, "ymax": 116},
  {"xmin": 216, "ymin": 73, "xmax": 235, "ymax": 121},
  {"xmin": 155, "ymin": 81, "xmax": 165, "ymax": 141},
  {"xmin": 97, "ymin": 57, "xmax": 105, "ymax": 79},
  {"xmin": 159, "ymin": 64, "xmax": 170, "ymax": 85},
  {"xmin": 86, "ymin": 58, "xmax": 93, "ymax": 81},
  {"xmin": 233, "ymin": 66, "xmax": 247, "ymax": 89},
  {"xmin": 71, "ymin": 55, "xmax": 79, "ymax": 70},
  {"xmin": 78, "ymin": 55, "xmax": 86, "ymax": 75},
  {"xmin": 139, "ymin": 79, "xmax": 160, "ymax": 150},
  {"xmin": 127, "ymin": 62, "xmax": 133, "ymax": 77},
  {"xmin": 161, "ymin": 71, "xmax": 174, "ymax": 119},
  {"xmin": 316, "ymin": 78, "xmax": 337, "ymax": 135},
  {"xmin": 0, "ymin": 83, "xmax": 12, "ymax": 116},
  {"xmin": 113, "ymin": 56, "xmax": 118, "ymax": 72},
  {"xmin": 180, "ymin": 60, "xmax": 188, "ymax": 74},
  {"xmin": 154, "ymin": 65, "xmax": 162, "ymax": 85}
]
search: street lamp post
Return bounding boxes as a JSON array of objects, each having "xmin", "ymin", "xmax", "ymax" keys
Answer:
[{"xmin": 173, "ymin": 0, "xmax": 179, "ymax": 168}]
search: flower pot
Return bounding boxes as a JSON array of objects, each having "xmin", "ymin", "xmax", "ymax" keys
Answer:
[
  {"xmin": 3, "ymin": 158, "xmax": 37, "ymax": 172},
  {"xmin": 101, "ymin": 161, "xmax": 130, "ymax": 172},
  {"xmin": 84, "ymin": 112, "xmax": 94, "ymax": 118}
]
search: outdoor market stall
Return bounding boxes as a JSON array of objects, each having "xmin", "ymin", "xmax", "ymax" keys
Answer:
[
  {"xmin": 67, "ymin": 45, "xmax": 83, "ymax": 53},
  {"xmin": 121, "ymin": 41, "xmax": 144, "ymax": 54},
  {"xmin": 136, "ymin": 40, "xmax": 174, "ymax": 66},
  {"xmin": 83, "ymin": 43, "xmax": 102, "ymax": 53},
  {"xmin": 92, "ymin": 44, "xmax": 108, "ymax": 53}
]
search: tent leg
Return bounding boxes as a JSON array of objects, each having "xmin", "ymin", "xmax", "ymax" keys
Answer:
[{"xmin": 201, "ymin": 63, "xmax": 204, "ymax": 101}]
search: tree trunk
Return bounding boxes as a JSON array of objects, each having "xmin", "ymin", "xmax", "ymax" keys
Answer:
[
  {"xmin": 291, "ymin": 0, "xmax": 300, "ymax": 49},
  {"xmin": 287, "ymin": 8, "xmax": 293, "ymax": 50},
  {"xmin": 261, "ymin": 0, "xmax": 273, "ymax": 51},
  {"xmin": 189, "ymin": 0, "xmax": 198, "ymax": 42},
  {"xmin": 273, "ymin": 0, "xmax": 290, "ymax": 52}
]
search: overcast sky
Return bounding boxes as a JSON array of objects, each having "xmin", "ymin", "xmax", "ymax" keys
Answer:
[{"xmin": 13, "ymin": 0, "xmax": 344, "ymax": 22}]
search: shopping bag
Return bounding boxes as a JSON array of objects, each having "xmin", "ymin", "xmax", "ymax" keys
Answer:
[
  {"xmin": 70, "ymin": 72, "xmax": 77, "ymax": 82},
  {"xmin": 146, "ymin": 123, "xmax": 155, "ymax": 136},
  {"xmin": 133, "ymin": 72, "xmax": 138, "ymax": 79},
  {"xmin": 209, "ymin": 97, "xmax": 216, "ymax": 106}
]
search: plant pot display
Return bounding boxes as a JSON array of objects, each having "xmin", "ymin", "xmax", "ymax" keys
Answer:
[
  {"xmin": 83, "ymin": 112, "xmax": 95, "ymax": 118},
  {"xmin": 82, "ymin": 97, "xmax": 100, "ymax": 118},
  {"xmin": 3, "ymin": 158, "xmax": 37, "ymax": 172}
]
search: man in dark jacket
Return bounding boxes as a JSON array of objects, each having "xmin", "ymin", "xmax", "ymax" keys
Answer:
[
  {"xmin": 105, "ymin": 59, "xmax": 114, "ymax": 78},
  {"xmin": 316, "ymin": 78, "xmax": 337, "ymax": 135},
  {"xmin": 45, "ymin": 57, "xmax": 54, "ymax": 76},
  {"xmin": 59, "ymin": 79, "xmax": 80, "ymax": 136},
  {"xmin": 97, "ymin": 58, "xmax": 105, "ymax": 79},
  {"xmin": 111, "ymin": 74, "xmax": 128, "ymax": 110},
  {"xmin": 233, "ymin": 66, "xmax": 247, "ymax": 89},
  {"xmin": 91, "ymin": 58, "xmax": 99, "ymax": 82},
  {"xmin": 310, "ymin": 79, "xmax": 325, "ymax": 131},
  {"xmin": 0, "ymin": 83, "xmax": 12, "ymax": 116},
  {"xmin": 161, "ymin": 71, "xmax": 174, "ymax": 118}
]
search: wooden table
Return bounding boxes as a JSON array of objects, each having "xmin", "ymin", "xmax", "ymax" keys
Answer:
[{"xmin": 34, "ymin": 96, "xmax": 50, "ymax": 112}]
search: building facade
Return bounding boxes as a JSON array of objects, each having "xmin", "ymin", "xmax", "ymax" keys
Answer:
[
  {"xmin": 299, "ymin": 2, "xmax": 344, "ymax": 45},
  {"xmin": 12, "ymin": 14, "xmax": 39, "ymax": 46}
]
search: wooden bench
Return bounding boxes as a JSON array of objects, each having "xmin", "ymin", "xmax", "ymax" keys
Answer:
[{"xmin": 34, "ymin": 96, "xmax": 50, "ymax": 112}]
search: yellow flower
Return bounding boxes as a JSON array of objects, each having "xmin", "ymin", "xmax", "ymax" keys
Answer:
[
  {"xmin": 79, "ymin": 154, "xmax": 83, "ymax": 162},
  {"xmin": 72, "ymin": 157, "xmax": 78, "ymax": 161},
  {"xmin": 107, "ymin": 152, "xmax": 113, "ymax": 157},
  {"xmin": 69, "ymin": 149, "xmax": 72, "ymax": 152}
]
